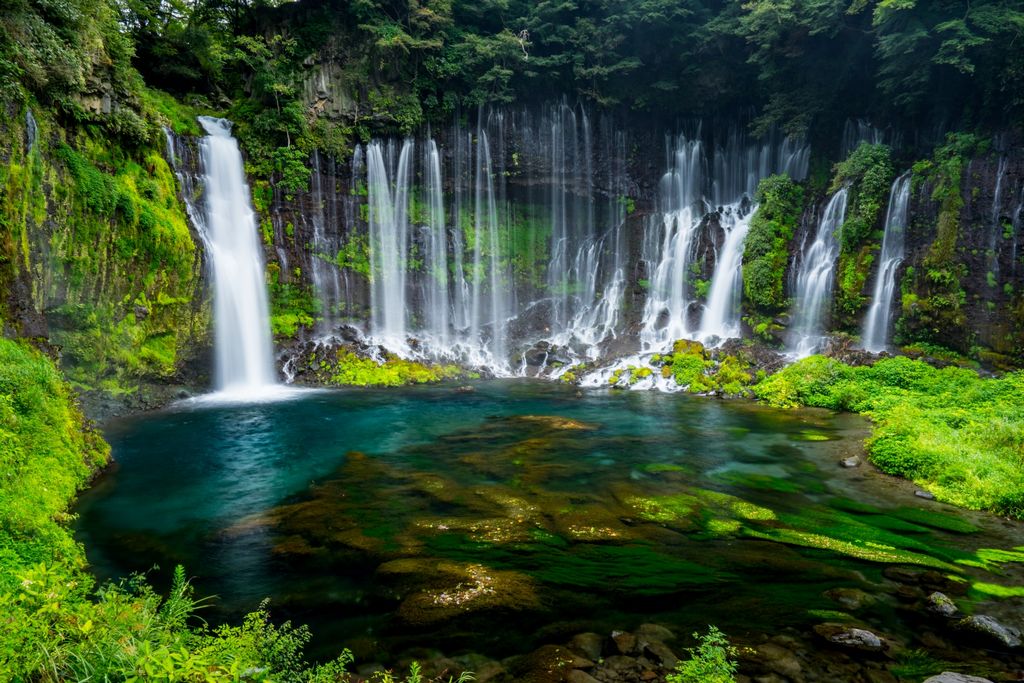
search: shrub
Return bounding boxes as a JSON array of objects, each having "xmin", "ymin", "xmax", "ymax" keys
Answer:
[{"xmin": 667, "ymin": 626, "xmax": 738, "ymax": 683}]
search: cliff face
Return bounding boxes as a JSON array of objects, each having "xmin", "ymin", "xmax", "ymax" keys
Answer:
[
  {"xmin": 2, "ymin": 95, "xmax": 1021, "ymax": 417},
  {"xmin": 0, "ymin": 98, "xmax": 212, "ymax": 417},
  {"xmin": 256, "ymin": 116, "xmax": 1024, "ymax": 367}
]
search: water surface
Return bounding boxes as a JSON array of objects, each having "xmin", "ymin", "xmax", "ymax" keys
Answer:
[{"xmin": 75, "ymin": 381, "xmax": 1024, "ymax": 662}]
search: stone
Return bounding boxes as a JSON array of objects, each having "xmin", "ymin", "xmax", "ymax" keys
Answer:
[
  {"xmin": 840, "ymin": 456, "xmax": 862, "ymax": 468},
  {"xmin": 640, "ymin": 639, "xmax": 679, "ymax": 669},
  {"xmin": 915, "ymin": 490, "xmax": 936, "ymax": 500},
  {"xmin": 569, "ymin": 633, "xmax": 605, "ymax": 661},
  {"xmin": 611, "ymin": 630, "xmax": 637, "ymax": 655},
  {"xmin": 508, "ymin": 645, "xmax": 594, "ymax": 682},
  {"xmin": 922, "ymin": 674, "xmax": 995, "ymax": 683},
  {"xmin": 925, "ymin": 591, "xmax": 960, "ymax": 618},
  {"xmin": 635, "ymin": 623, "xmax": 677, "ymax": 642},
  {"xmin": 825, "ymin": 587, "xmax": 874, "ymax": 610},
  {"xmin": 813, "ymin": 623, "xmax": 885, "ymax": 652},
  {"xmin": 955, "ymin": 614, "xmax": 1022, "ymax": 648},
  {"xmin": 755, "ymin": 642, "xmax": 802, "ymax": 679}
]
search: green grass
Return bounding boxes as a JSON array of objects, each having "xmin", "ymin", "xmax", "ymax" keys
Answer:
[{"xmin": 755, "ymin": 355, "xmax": 1024, "ymax": 517}]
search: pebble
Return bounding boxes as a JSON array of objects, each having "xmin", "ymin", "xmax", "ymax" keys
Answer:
[
  {"xmin": 840, "ymin": 456, "xmax": 861, "ymax": 468},
  {"xmin": 915, "ymin": 489, "xmax": 936, "ymax": 500},
  {"xmin": 925, "ymin": 591, "xmax": 960, "ymax": 618}
]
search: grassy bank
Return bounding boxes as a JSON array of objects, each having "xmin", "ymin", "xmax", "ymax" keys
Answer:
[{"xmin": 755, "ymin": 355, "xmax": 1024, "ymax": 518}]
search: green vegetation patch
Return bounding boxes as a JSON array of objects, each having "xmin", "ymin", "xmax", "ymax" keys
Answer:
[
  {"xmin": 310, "ymin": 348, "xmax": 465, "ymax": 387},
  {"xmin": 755, "ymin": 355, "xmax": 1024, "ymax": 517},
  {"xmin": 742, "ymin": 174, "xmax": 804, "ymax": 314}
]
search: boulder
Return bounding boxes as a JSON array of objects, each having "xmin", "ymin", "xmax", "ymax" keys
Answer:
[
  {"xmin": 813, "ymin": 623, "xmax": 885, "ymax": 652},
  {"xmin": 569, "ymin": 633, "xmax": 605, "ymax": 661},
  {"xmin": 923, "ymin": 674, "xmax": 995, "ymax": 683},
  {"xmin": 955, "ymin": 615, "xmax": 1022, "ymax": 648},
  {"xmin": 925, "ymin": 592, "xmax": 959, "ymax": 619}
]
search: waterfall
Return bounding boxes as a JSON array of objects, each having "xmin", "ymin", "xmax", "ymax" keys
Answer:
[
  {"xmin": 640, "ymin": 128, "xmax": 809, "ymax": 350},
  {"xmin": 308, "ymin": 151, "xmax": 343, "ymax": 331},
  {"xmin": 422, "ymin": 139, "xmax": 450, "ymax": 346},
  {"xmin": 790, "ymin": 189, "xmax": 849, "ymax": 357},
  {"xmin": 25, "ymin": 109, "xmax": 37, "ymax": 154},
  {"xmin": 862, "ymin": 174, "xmax": 911, "ymax": 352},
  {"xmin": 193, "ymin": 117, "xmax": 277, "ymax": 392},
  {"xmin": 367, "ymin": 140, "xmax": 413, "ymax": 347},
  {"xmin": 988, "ymin": 155, "xmax": 1008, "ymax": 282},
  {"xmin": 640, "ymin": 137, "xmax": 704, "ymax": 349},
  {"xmin": 699, "ymin": 206, "xmax": 755, "ymax": 342}
]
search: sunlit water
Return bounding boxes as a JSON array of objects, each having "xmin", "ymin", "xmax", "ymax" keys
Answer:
[{"xmin": 75, "ymin": 381, "xmax": 1024, "ymax": 663}]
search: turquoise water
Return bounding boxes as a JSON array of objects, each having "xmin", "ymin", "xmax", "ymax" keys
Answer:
[{"xmin": 74, "ymin": 381, "xmax": 1024, "ymax": 662}]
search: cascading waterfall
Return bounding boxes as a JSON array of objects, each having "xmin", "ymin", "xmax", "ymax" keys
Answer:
[
  {"xmin": 640, "ymin": 129, "xmax": 809, "ymax": 350},
  {"xmin": 193, "ymin": 117, "xmax": 276, "ymax": 392},
  {"xmin": 25, "ymin": 109, "xmax": 37, "ymax": 153},
  {"xmin": 340, "ymin": 109, "xmax": 810, "ymax": 383},
  {"xmin": 790, "ymin": 189, "xmax": 849, "ymax": 358},
  {"xmin": 308, "ymin": 151, "xmax": 344, "ymax": 331},
  {"xmin": 862, "ymin": 173, "xmax": 911, "ymax": 352},
  {"xmin": 422, "ymin": 139, "xmax": 450, "ymax": 346},
  {"xmin": 367, "ymin": 140, "xmax": 413, "ymax": 347},
  {"xmin": 640, "ymin": 137, "xmax": 704, "ymax": 349},
  {"xmin": 699, "ymin": 206, "xmax": 755, "ymax": 341},
  {"xmin": 988, "ymin": 155, "xmax": 1008, "ymax": 282}
]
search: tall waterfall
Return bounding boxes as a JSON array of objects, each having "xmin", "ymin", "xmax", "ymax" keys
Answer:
[
  {"xmin": 988, "ymin": 155, "xmax": 1008, "ymax": 282},
  {"xmin": 790, "ymin": 189, "xmax": 849, "ymax": 357},
  {"xmin": 367, "ymin": 140, "xmax": 413, "ymax": 347},
  {"xmin": 862, "ymin": 174, "xmax": 910, "ymax": 352},
  {"xmin": 194, "ymin": 117, "xmax": 276, "ymax": 392}
]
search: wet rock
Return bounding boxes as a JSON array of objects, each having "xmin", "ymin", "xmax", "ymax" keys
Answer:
[
  {"xmin": 923, "ymin": 674, "xmax": 995, "ymax": 683},
  {"xmin": 569, "ymin": 633, "xmax": 605, "ymax": 661},
  {"xmin": 825, "ymin": 587, "xmax": 874, "ymax": 611},
  {"xmin": 376, "ymin": 559, "xmax": 541, "ymax": 625},
  {"xmin": 925, "ymin": 592, "xmax": 960, "ymax": 619},
  {"xmin": 509, "ymin": 645, "xmax": 594, "ymax": 682},
  {"xmin": 455, "ymin": 385, "xmax": 475, "ymax": 393},
  {"xmin": 567, "ymin": 671, "xmax": 601, "ymax": 683},
  {"xmin": 635, "ymin": 623, "xmax": 676, "ymax": 642},
  {"xmin": 840, "ymin": 456, "xmax": 862, "ymax": 468},
  {"xmin": 640, "ymin": 639, "xmax": 679, "ymax": 669},
  {"xmin": 866, "ymin": 670, "xmax": 898, "ymax": 683},
  {"xmin": 611, "ymin": 630, "xmax": 637, "ymax": 655},
  {"xmin": 755, "ymin": 642, "xmax": 803, "ymax": 680},
  {"xmin": 915, "ymin": 490, "xmax": 936, "ymax": 500},
  {"xmin": 813, "ymin": 623, "xmax": 885, "ymax": 652},
  {"xmin": 955, "ymin": 615, "xmax": 1022, "ymax": 648}
]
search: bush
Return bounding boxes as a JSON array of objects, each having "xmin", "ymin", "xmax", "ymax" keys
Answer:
[
  {"xmin": 742, "ymin": 175, "xmax": 804, "ymax": 313},
  {"xmin": 667, "ymin": 626, "xmax": 738, "ymax": 683}
]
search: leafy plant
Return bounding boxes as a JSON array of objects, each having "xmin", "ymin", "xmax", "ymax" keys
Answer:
[{"xmin": 667, "ymin": 626, "xmax": 739, "ymax": 683}]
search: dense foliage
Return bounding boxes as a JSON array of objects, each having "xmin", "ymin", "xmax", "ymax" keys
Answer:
[
  {"xmin": 755, "ymin": 355, "xmax": 1024, "ymax": 517},
  {"xmin": 742, "ymin": 174, "xmax": 804, "ymax": 315}
]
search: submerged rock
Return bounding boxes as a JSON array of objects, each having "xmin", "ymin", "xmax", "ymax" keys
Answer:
[
  {"xmin": 923, "ymin": 674, "xmax": 995, "ymax": 683},
  {"xmin": 955, "ymin": 614, "xmax": 1022, "ymax": 649},
  {"xmin": 840, "ymin": 456, "xmax": 862, "ymax": 468},
  {"xmin": 925, "ymin": 591, "xmax": 960, "ymax": 619},
  {"xmin": 813, "ymin": 623, "xmax": 885, "ymax": 652},
  {"xmin": 915, "ymin": 490, "xmax": 936, "ymax": 500},
  {"xmin": 377, "ymin": 559, "xmax": 541, "ymax": 626}
]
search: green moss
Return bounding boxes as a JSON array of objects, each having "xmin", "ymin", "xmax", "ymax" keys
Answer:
[
  {"xmin": 311, "ymin": 349, "xmax": 464, "ymax": 387},
  {"xmin": 742, "ymin": 174, "xmax": 804, "ymax": 314},
  {"xmin": 268, "ymin": 279, "xmax": 319, "ymax": 338}
]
